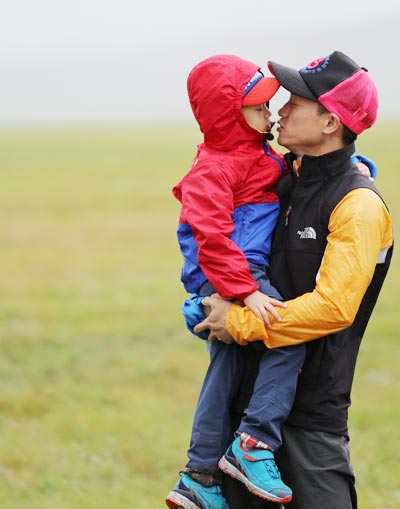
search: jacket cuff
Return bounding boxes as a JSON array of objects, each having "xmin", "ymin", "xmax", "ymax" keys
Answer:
[{"xmin": 226, "ymin": 305, "xmax": 269, "ymax": 345}]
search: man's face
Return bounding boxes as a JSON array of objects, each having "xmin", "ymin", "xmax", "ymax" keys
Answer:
[{"xmin": 276, "ymin": 94, "xmax": 330, "ymax": 156}]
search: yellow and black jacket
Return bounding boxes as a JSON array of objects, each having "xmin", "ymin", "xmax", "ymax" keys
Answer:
[{"xmin": 227, "ymin": 142, "xmax": 393, "ymax": 435}]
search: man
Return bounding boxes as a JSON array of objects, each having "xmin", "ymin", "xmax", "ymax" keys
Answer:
[{"xmin": 194, "ymin": 51, "xmax": 393, "ymax": 509}]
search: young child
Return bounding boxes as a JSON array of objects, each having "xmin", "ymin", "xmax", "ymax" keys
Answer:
[{"xmin": 166, "ymin": 54, "xmax": 305, "ymax": 509}]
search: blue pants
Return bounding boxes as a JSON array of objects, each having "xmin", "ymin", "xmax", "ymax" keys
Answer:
[{"xmin": 186, "ymin": 264, "xmax": 306, "ymax": 476}]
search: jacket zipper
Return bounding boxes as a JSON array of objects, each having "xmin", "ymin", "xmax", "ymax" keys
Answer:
[
  {"xmin": 263, "ymin": 139, "xmax": 285, "ymax": 176},
  {"xmin": 285, "ymin": 205, "xmax": 292, "ymax": 226}
]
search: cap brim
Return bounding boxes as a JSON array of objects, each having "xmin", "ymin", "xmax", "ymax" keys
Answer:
[
  {"xmin": 241, "ymin": 77, "xmax": 280, "ymax": 106},
  {"xmin": 268, "ymin": 61, "xmax": 317, "ymax": 101}
]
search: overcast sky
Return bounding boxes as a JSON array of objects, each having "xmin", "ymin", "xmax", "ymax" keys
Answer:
[{"xmin": 1, "ymin": 0, "xmax": 399, "ymax": 126}]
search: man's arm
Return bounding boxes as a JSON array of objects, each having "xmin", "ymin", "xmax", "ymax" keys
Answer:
[{"xmin": 195, "ymin": 188, "xmax": 393, "ymax": 347}]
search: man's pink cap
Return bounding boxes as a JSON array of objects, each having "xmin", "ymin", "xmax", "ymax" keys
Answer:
[{"xmin": 268, "ymin": 51, "xmax": 378, "ymax": 134}]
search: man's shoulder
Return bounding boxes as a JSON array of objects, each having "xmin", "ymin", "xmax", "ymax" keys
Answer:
[
  {"xmin": 335, "ymin": 186, "xmax": 386, "ymax": 215},
  {"xmin": 331, "ymin": 187, "xmax": 392, "ymax": 242}
]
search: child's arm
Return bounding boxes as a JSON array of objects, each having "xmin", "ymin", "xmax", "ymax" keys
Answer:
[
  {"xmin": 351, "ymin": 153, "xmax": 377, "ymax": 182},
  {"xmin": 179, "ymin": 162, "xmax": 259, "ymax": 301}
]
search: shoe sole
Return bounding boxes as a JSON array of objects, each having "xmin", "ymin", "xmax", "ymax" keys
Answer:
[
  {"xmin": 218, "ymin": 456, "xmax": 292, "ymax": 504},
  {"xmin": 165, "ymin": 491, "xmax": 200, "ymax": 509}
]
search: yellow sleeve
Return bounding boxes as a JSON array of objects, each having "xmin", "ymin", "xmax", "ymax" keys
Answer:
[{"xmin": 227, "ymin": 188, "xmax": 393, "ymax": 348}]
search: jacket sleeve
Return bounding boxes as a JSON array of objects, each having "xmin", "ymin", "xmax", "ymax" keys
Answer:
[
  {"xmin": 226, "ymin": 188, "xmax": 393, "ymax": 347},
  {"xmin": 181, "ymin": 161, "xmax": 258, "ymax": 301}
]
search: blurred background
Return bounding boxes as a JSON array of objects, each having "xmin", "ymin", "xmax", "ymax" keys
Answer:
[
  {"xmin": 0, "ymin": 1, "xmax": 399, "ymax": 508},
  {"xmin": 1, "ymin": 0, "xmax": 400, "ymax": 127}
]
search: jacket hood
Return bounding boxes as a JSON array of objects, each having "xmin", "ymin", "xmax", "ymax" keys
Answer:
[{"xmin": 187, "ymin": 54, "xmax": 265, "ymax": 150}]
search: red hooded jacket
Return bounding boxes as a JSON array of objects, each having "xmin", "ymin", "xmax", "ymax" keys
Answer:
[{"xmin": 173, "ymin": 54, "xmax": 287, "ymax": 301}]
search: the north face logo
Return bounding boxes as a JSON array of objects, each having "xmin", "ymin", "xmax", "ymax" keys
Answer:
[{"xmin": 297, "ymin": 227, "xmax": 316, "ymax": 239}]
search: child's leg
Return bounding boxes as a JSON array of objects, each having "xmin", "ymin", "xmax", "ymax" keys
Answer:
[
  {"xmin": 186, "ymin": 339, "xmax": 245, "ymax": 476},
  {"xmin": 238, "ymin": 343, "xmax": 306, "ymax": 449},
  {"xmin": 167, "ymin": 278, "xmax": 246, "ymax": 509},
  {"xmin": 218, "ymin": 345, "xmax": 304, "ymax": 504},
  {"xmin": 216, "ymin": 266, "xmax": 305, "ymax": 503},
  {"xmin": 166, "ymin": 340, "xmax": 244, "ymax": 509},
  {"xmin": 242, "ymin": 264, "xmax": 306, "ymax": 449},
  {"xmin": 182, "ymin": 280, "xmax": 246, "ymax": 476}
]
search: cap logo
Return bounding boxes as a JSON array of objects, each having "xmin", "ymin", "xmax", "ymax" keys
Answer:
[
  {"xmin": 243, "ymin": 71, "xmax": 264, "ymax": 96},
  {"xmin": 302, "ymin": 55, "xmax": 330, "ymax": 74}
]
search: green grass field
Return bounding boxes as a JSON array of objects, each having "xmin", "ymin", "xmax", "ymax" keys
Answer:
[{"xmin": 0, "ymin": 123, "xmax": 399, "ymax": 508}]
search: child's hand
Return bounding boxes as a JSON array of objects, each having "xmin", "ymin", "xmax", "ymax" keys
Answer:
[
  {"xmin": 355, "ymin": 162, "xmax": 374, "ymax": 182},
  {"xmin": 351, "ymin": 153, "xmax": 377, "ymax": 182},
  {"xmin": 243, "ymin": 290, "xmax": 287, "ymax": 328}
]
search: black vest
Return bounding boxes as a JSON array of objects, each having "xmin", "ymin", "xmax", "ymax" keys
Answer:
[{"xmin": 269, "ymin": 143, "xmax": 393, "ymax": 436}]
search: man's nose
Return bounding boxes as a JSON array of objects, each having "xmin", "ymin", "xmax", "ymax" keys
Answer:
[{"xmin": 278, "ymin": 102, "xmax": 289, "ymax": 116}]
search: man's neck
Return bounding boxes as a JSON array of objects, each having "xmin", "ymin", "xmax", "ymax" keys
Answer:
[{"xmin": 292, "ymin": 133, "xmax": 345, "ymax": 162}]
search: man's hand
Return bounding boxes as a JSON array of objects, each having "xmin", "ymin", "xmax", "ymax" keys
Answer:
[{"xmin": 194, "ymin": 296, "xmax": 235, "ymax": 343}]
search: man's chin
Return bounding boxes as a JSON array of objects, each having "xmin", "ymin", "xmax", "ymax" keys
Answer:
[{"xmin": 276, "ymin": 132, "xmax": 286, "ymax": 147}]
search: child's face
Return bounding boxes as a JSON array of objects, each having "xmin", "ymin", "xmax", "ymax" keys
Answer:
[{"xmin": 241, "ymin": 103, "xmax": 272, "ymax": 134}]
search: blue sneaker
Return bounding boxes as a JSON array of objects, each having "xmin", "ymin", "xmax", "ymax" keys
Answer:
[
  {"xmin": 165, "ymin": 472, "xmax": 229, "ymax": 509},
  {"xmin": 218, "ymin": 436, "xmax": 292, "ymax": 504}
]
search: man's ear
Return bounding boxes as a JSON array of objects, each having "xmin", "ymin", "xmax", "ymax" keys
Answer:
[{"xmin": 323, "ymin": 112, "xmax": 341, "ymax": 134}]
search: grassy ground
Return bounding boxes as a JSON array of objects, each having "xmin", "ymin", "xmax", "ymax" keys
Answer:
[{"xmin": 0, "ymin": 123, "xmax": 398, "ymax": 508}]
